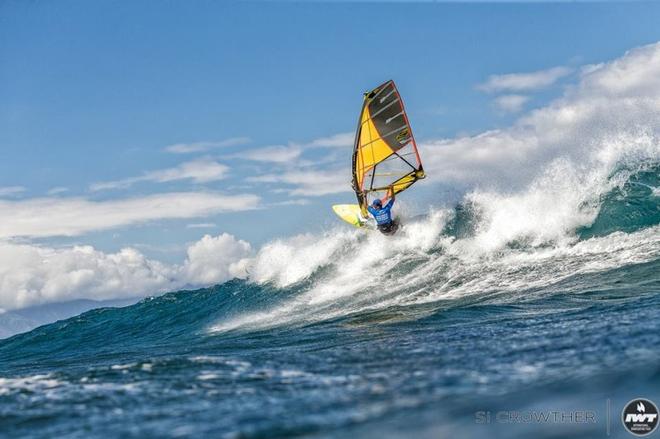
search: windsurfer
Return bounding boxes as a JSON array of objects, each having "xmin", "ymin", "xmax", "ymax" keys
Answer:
[{"xmin": 367, "ymin": 187, "xmax": 398, "ymax": 235}]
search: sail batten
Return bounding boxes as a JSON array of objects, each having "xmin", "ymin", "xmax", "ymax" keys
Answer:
[{"xmin": 351, "ymin": 80, "xmax": 425, "ymax": 215}]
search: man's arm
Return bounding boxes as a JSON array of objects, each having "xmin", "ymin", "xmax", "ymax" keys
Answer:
[{"xmin": 385, "ymin": 186, "xmax": 395, "ymax": 208}]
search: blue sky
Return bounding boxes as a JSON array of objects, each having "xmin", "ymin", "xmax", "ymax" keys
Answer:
[{"xmin": 2, "ymin": 0, "xmax": 660, "ymax": 264}]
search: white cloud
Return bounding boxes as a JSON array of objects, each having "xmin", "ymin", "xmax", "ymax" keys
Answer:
[
  {"xmin": 0, "ymin": 243, "xmax": 173, "ymax": 309},
  {"xmin": 0, "ymin": 192, "xmax": 260, "ymax": 238},
  {"xmin": 182, "ymin": 234, "xmax": 251, "ymax": 285},
  {"xmin": 0, "ymin": 186, "xmax": 26, "ymax": 197},
  {"xmin": 241, "ymin": 145, "xmax": 302, "ymax": 163},
  {"xmin": 235, "ymin": 132, "xmax": 353, "ymax": 164},
  {"xmin": 47, "ymin": 187, "xmax": 69, "ymax": 195},
  {"xmin": 493, "ymin": 94, "xmax": 530, "ymax": 113},
  {"xmin": 235, "ymin": 133, "xmax": 354, "ymax": 195},
  {"xmin": 305, "ymin": 132, "xmax": 354, "ymax": 148},
  {"xmin": 164, "ymin": 137, "xmax": 250, "ymax": 154},
  {"xmin": 0, "ymin": 233, "xmax": 252, "ymax": 310},
  {"xmin": 579, "ymin": 63, "xmax": 604, "ymax": 76},
  {"xmin": 478, "ymin": 66, "xmax": 572, "ymax": 93},
  {"xmin": 423, "ymin": 43, "xmax": 660, "ymax": 187},
  {"xmin": 90, "ymin": 159, "xmax": 229, "ymax": 191},
  {"xmin": 186, "ymin": 223, "xmax": 217, "ymax": 229},
  {"xmin": 249, "ymin": 169, "xmax": 350, "ymax": 196},
  {"xmin": 271, "ymin": 199, "xmax": 310, "ymax": 206},
  {"xmin": 142, "ymin": 160, "xmax": 229, "ymax": 183}
]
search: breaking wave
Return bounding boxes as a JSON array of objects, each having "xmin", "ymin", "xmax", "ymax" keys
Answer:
[
  {"xmin": 0, "ymin": 127, "xmax": 658, "ymax": 439},
  {"xmin": 1, "ymin": 159, "xmax": 656, "ymax": 351}
]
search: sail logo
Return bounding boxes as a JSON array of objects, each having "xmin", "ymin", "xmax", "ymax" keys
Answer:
[
  {"xmin": 622, "ymin": 398, "xmax": 659, "ymax": 436},
  {"xmin": 395, "ymin": 129, "xmax": 410, "ymax": 144}
]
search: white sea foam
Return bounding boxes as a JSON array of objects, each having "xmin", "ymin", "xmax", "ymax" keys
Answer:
[
  {"xmin": 210, "ymin": 121, "xmax": 659, "ymax": 333},
  {"xmin": 197, "ymin": 372, "xmax": 220, "ymax": 381},
  {"xmin": 111, "ymin": 362, "xmax": 137, "ymax": 370},
  {"xmin": 210, "ymin": 214, "xmax": 659, "ymax": 333},
  {"xmin": 0, "ymin": 373, "xmax": 63, "ymax": 396}
]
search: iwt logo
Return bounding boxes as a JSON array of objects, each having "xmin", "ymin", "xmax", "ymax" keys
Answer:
[{"xmin": 622, "ymin": 398, "xmax": 659, "ymax": 436}]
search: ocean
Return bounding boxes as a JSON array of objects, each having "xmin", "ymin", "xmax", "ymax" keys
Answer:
[{"xmin": 0, "ymin": 164, "xmax": 658, "ymax": 438}]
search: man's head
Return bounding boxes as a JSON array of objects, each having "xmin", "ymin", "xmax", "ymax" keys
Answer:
[{"xmin": 372, "ymin": 199, "xmax": 382, "ymax": 209}]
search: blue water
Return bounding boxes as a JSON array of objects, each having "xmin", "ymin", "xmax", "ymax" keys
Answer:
[{"xmin": 0, "ymin": 167, "xmax": 658, "ymax": 438}]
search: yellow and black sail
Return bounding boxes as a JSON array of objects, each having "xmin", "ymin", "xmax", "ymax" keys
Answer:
[{"xmin": 351, "ymin": 80, "xmax": 425, "ymax": 215}]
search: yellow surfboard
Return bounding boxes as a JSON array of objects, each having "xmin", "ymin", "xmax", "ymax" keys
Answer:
[{"xmin": 332, "ymin": 204, "xmax": 367, "ymax": 228}]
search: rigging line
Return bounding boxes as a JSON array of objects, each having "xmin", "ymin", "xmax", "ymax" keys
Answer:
[
  {"xmin": 367, "ymin": 171, "xmax": 418, "ymax": 192},
  {"xmin": 365, "ymin": 150, "xmax": 417, "ymax": 176},
  {"xmin": 380, "ymin": 151, "xmax": 416, "ymax": 162},
  {"xmin": 379, "ymin": 150, "xmax": 416, "ymax": 161},
  {"xmin": 390, "ymin": 149, "xmax": 418, "ymax": 171}
]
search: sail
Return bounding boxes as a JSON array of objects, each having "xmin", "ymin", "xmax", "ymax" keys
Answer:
[{"xmin": 352, "ymin": 80, "xmax": 425, "ymax": 215}]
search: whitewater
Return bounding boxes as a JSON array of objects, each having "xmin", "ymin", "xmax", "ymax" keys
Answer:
[
  {"xmin": 0, "ymin": 158, "xmax": 657, "ymax": 437},
  {"xmin": 1, "ymin": 44, "xmax": 660, "ymax": 438}
]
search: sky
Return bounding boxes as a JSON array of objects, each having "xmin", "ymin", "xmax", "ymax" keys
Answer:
[{"xmin": 1, "ymin": 1, "xmax": 660, "ymax": 315}]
